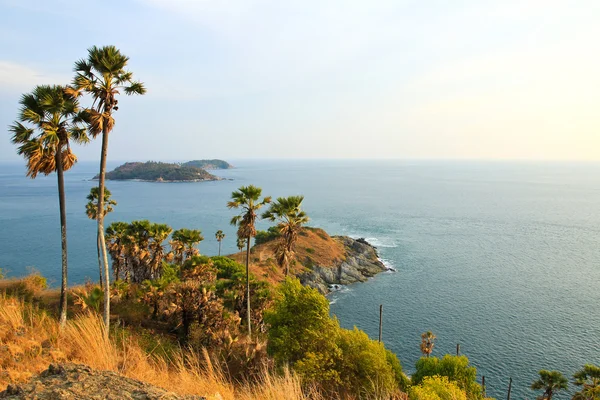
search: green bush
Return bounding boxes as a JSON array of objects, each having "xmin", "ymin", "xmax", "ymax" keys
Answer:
[
  {"xmin": 413, "ymin": 355, "xmax": 483, "ymax": 400},
  {"xmin": 254, "ymin": 226, "xmax": 281, "ymax": 245},
  {"xmin": 265, "ymin": 278, "xmax": 406, "ymax": 397},
  {"xmin": 410, "ymin": 375, "xmax": 467, "ymax": 400}
]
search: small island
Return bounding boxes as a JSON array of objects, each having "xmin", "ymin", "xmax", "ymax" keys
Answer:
[
  {"xmin": 182, "ymin": 159, "xmax": 233, "ymax": 169},
  {"xmin": 96, "ymin": 161, "xmax": 221, "ymax": 182}
]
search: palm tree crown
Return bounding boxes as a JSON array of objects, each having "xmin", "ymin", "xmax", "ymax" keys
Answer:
[
  {"xmin": 262, "ymin": 195, "xmax": 309, "ymax": 276},
  {"xmin": 10, "ymin": 85, "xmax": 88, "ymax": 177},
  {"xmin": 227, "ymin": 185, "xmax": 272, "ymax": 239},
  {"xmin": 86, "ymin": 187, "xmax": 117, "ymax": 220},
  {"xmin": 531, "ymin": 370, "xmax": 568, "ymax": 400}
]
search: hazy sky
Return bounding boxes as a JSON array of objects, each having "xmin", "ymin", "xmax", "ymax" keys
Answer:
[{"xmin": 1, "ymin": 0, "xmax": 598, "ymax": 162}]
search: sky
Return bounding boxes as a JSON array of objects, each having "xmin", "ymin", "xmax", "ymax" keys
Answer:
[{"xmin": 0, "ymin": 0, "xmax": 599, "ymax": 162}]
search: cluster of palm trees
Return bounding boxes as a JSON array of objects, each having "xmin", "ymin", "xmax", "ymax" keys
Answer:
[
  {"xmin": 9, "ymin": 45, "xmax": 145, "ymax": 331},
  {"xmin": 227, "ymin": 185, "xmax": 310, "ymax": 337},
  {"xmin": 531, "ymin": 365, "xmax": 600, "ymax": 400}
]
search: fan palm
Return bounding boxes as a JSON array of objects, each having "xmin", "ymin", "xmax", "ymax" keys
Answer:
[
  {"xmin": 420, "ymin": 331, "xmax": 436, "ymax": 358},
  {"xmin": 262, "ymin": 195, "xmax": 309, "ymax": 276},
  {"xmin": 573, "ymin": 364, "xmax": 600, "ymax": 400},
  {"xmin": 86, "ymin": 187, "xmax": 117, "ymax": 286},
  {"xmin": 237, "ymin": 237, "xmax": 246, "ymax": 252},
  {"xmin": 227, "ymin": 185, "xmax": 271, "ymax": 337},
  {"xmin": 9, "ymin": 85, "xmax": 88, "ymax": 327},
  {"xmin": 531, "ymin": 370, "xmax": 568, "ymax": 400},
  {"xmin": 170, "ymin": 228, "xmax": 204, "ymax": 264},
  {"xmin": 71, "ymin": 45, "xmax": 146, "ymax": 335},
  {"xmin": 215, "ymin": 230, "xmax": 225, "ymax": 256}
]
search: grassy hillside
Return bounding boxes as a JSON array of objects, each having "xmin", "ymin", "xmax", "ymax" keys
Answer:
[{"xmin": 228, "ymin": 227, "xmax": 346, "ymax": 284}]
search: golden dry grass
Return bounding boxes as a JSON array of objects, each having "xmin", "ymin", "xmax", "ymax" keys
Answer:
[
  {"xmin": 0, "ymin": 295, "xmax": 322, "ymax": 400},
  {"xmin": 229, "ymin": 227, "xmax": 346, "ymax": 284}
]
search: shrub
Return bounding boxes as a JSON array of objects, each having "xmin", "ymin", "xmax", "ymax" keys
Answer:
[
  {"xmin": 265, "ymin": 278, "xmax": 406, "ymax": 397},
  {"xmin": 410, "ymin": 375, "xmax": 467, "ymax": 400},
  {"xmin": 413, "ymin": 355, "xmax": 483, "ymax": 400},
  {"xmin": 254, "ymin": 226, "xmax": 281, "ymax": 245}
]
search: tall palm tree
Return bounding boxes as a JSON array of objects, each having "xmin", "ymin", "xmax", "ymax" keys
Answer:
[
  {"xmin": 9, "ymin": 85, "xmax": 88, "ymax": 327},
  {"xmin": 420, "ymin": 331, "xmax": 436, "ymax": 358},
  {"xmin": 170, "ymin": 228, "xmax": 203, "ymax": 264},
  {"xmin": 227, "ymin": 185, "xmax": 271, "ymax": 337},
  {"xmin": 215, "ymin": 230, "xmax": 225, "ymax": 256},
  {"xmin": 71, "ymin": 45, "xmax": 146, "ymax": 335},
  {"xmin": 573, "ymin": 364, "xmax": 600, "ymax": 400},
  {"xmin": 262, "ymin": 196, "xmax": 309, "ymax": 276},
  {"xmin": 86, "ymin": 187, "xmax": 117, "ymax": 287},
  {"xmin": 531, "ymin": 370, "xmax": 568, "ymax": 400}
]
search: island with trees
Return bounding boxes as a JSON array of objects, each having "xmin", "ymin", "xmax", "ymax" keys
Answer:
[
  {"xmin": 96, "ymin": 161, "xmax": 223, "ymax": 182},
  {"xmin": 182, "ymin": 159, "xmax": 233, "ymax": 170}
]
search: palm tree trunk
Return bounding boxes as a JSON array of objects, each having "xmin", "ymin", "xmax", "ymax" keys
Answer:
[
  {"xmin": 56, "ymin": 151, "xmax": 68, "ymax": 328},
  {"xmin": 245, "ymin": 237, "xmax": 252, "ymax": 338},
  {"xmin": 98, "ymin": 130, "xmax": 111, "ymax": 338},
  {"xmin": 218, "ymin": 241, "xmax": 222, "ymax": 257},
  {"xmin": 97, "ymin": 233, "xmax": 103, "ymax": 288}
]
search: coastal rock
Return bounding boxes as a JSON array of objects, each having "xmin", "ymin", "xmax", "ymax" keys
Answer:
[
  {"xmin": 0, "ymin": 363, "xmax": 205, "ymax": 400},
  {"xmin": 299, "ymin": 236, "xmax": 388, "ymax": 294}
]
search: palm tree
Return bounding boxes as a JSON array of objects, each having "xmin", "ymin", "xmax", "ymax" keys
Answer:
[
  {"xmin": 71, "ymin": 45, "xmax": 146, "ymax": 336},
  {"xmin": 86, "ymin": 187, "xmax": 117, "ymax": 286},
  {"xmin": 215, "ymin": 230, "xmax": 225, "ymax": 256},
  {"xmin": 262, "ymin": 196, "xmax": 309, "ymax": 276},
  {"xmin": 531, "ymin": 370, "xmax": 568, "ymax": 400},
  {"xmin": 573, "ymin": 364, "xmax": 600, "ymax": 400},
  {"xmin": 227, "ymin": 185, "xmax": 271, "ymax": 337},
  {"xmin": 420, "ymin": 331, "xmax": 436, "ymax": 357},
  {"xmin": 237, "ymin": 237, "xmax": 246, "ymax": 252},
  {"xmin": 170, "ymin": 228, "xmax": 204, "ymax": 264},
  {"xmin": 9, "ymin": 85, "xmax": 88, "ymax": 327}
]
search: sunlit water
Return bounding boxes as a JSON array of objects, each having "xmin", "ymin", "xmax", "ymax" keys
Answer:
[{"xmin": 1, "ymin": 160, "xmax": 599, "ymax": 399}]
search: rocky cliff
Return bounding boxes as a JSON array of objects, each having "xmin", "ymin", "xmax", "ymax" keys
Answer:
[{"xmin": 299, "ymin": 236, "xmax": 388, "ymax": 294}]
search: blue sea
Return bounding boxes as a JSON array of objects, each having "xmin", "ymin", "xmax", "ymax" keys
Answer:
[{"xmin": 1, "ymin": 159, "xmax": 599, "ymax": 399}]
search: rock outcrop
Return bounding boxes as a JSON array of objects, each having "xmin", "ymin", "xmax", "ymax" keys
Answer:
[
  {"xmin": 0, "ymin": 364, "xmax": 204, "ymax": 400},
  {"xmin": 299, "ymin": 236, "xmax": 388, "ymax": 294}
]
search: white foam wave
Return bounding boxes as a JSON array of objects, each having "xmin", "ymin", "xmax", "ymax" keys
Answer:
[
  {"xmin": 379, "ymin": 258, "xmax": 397, "ymax": 272},
  {"xmin": 363, "ymin": 237, "xmax": 398, "ymax": 248}
]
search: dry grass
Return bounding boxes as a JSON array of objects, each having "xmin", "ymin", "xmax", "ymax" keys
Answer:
[{"xmin": 0, "ymin": 295, "xmax": 322, "ymax": 399}]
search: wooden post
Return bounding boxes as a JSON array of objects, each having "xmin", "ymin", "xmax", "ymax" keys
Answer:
[
  {"xmin": 482, "ymin": 376, "xmax": 486, "ymax": 398},
  {"xmin": 507, "ymin": 377, "xmax": 512, "ymax": 400},
  {"xmin": 456, "ymin": 343, "xmax": 460, "ymax": 356},
  {"xmin": 378, "ymin": 304, "xmax": 383, "ymax": 343}
]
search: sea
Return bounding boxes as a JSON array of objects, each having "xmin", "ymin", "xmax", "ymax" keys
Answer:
[{"xmin": 1, "ymin": 159, "xmax": 599, "ymax": 399}]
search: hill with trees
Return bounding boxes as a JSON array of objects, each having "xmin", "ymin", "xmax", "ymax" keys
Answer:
[
  {"xmin": 182, "ymin": 159, "xmax": 233, "ymax": 170},
  {"xmin": 98, "ymin": 161, "xmax": 220, "ymax": 182}
]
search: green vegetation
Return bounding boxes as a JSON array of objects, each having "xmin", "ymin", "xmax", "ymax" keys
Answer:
[
  {"xmin": 9, "ymin": 84, "xmax": 89, "ymax": 327},
  {"xmin": 573, "ymin": 364, "xmax": 600, "ymax": 399},
  {"xmin": 182, "ymin": 159, "xmax": 233, "ymax": 169},
  {"xmin": 254, "ymin": 226, "xmax": 281, "ymax": 245},
  {"xmin": 265, "ymin": 278, "xmax": 407, "ymax": 398},
  {"xmin": 410, "ymin": 376, "xmax": 467, "ymax": 400},
  {"xmin": 412, "ymin": 355, "xmax": 483, "ymax": 399},
  {"xmin": 531, "ymin": 370, "xmax": 568, "ymax": 400},
  {"xmin": 100, "ymin": 161, "xmax": 219, "ymax": 182},
  {"xmin": 262, "ymin": 196, "xmax": 310, "ymax": 276}
]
